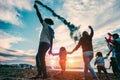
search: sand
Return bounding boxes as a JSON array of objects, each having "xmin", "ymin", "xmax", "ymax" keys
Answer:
[{"xmin": 0, "ymin": 67, "xmax": 120, "ymax": 80}]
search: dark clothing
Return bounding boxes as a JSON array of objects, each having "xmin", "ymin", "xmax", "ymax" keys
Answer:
[
  {"xmin": 110, "ymin": 58, "xmax": 120, "ymax": 76},
  {"xmin": 97, "ymin": 66, "xmax": 108, "ymax": 74},
  {"xmin": 36, "ymin": 42, "xmax": 50, "ymax": 76},
  {"xmin": 74, "ymin": 27, "xmax": 94, "ymax": 52},
  {"xmin": 97, "ymin": 66, "xmax": 110, "ymax": 80},
  {"xmin": 113, "ymin": 38, "xmax": 120, "ymax": 70}
]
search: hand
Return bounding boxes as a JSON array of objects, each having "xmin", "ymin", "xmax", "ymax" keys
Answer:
[
  {"xmin": 108, "ymin": 33, "xmax": 112, "ymax": 36},
  {"xmin": 34, "ymin": 3, "xmax": 37, "ymax": 9},
  {"xmin": 35, "ymin": 0, "xmax": 43, "ymax": 5},
  {"xmin": 88, "ymin": 25, "xmax": 92, "ymax": 29}
]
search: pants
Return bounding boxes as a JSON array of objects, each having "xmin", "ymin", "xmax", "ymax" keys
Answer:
[
  {"xmin": 83, "ymin": 51, "xmax": 98, "ymax": 78},
  {"xmin": 116, "ymin": 52, "xmax": 120, "ymax": 70},
  {"xmin": 97, "ymin": 66, "xmax": 108, "ymax": 74},
  {"xmin": 36, "ymin": 42, "xmax": 50, "ymax": 76},
  {"xmin": 97, "ymin": 66, "xmax": 110, "ymax": 79}
]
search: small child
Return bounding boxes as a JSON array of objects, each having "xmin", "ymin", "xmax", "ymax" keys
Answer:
[
  {"xmin": 109, "ymin": 57, "xmax": 120, "ymax": 77},
  {"xmin": 94, "ymin": 52, "xmax": 110, "ymax": 80},
  {"xmin": 50, "ymin": 47, "xmax": 72, "ymax": 74}
]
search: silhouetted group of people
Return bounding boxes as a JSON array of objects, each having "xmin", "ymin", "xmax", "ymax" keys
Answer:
[{"xmin": 31, "ymin": 1, "xmax": 120, "ymax": 80}]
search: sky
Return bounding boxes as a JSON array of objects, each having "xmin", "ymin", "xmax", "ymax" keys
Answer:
[{"xmin": 0, "ymin": 0, "xmax": 120, "ymax": 69}]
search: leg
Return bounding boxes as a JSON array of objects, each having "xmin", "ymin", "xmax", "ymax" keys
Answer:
[
  {"xmin": 116, "ymin": 52, "xmax": 120, "ymax": 71},
  {"xmin": 87, "ymin": 55, "xmax": 98, "ymax": 79},
  {"xmin": 60, "ymin": 60, "xmax": 66, "ymax": 74},
  {"xmin": 36, "ymin": 53, "xmax": 42, "ymax": 76},
  {"xmin": 83, "ymin": 55, "xmax": 89, "ymax": 78},
  {"xmin": 39, "ymin": 43, "xmax": 50, "ymax": 79},
  {"xmin": 97, "ymin": 66, "xmax": 102, "ymax": 79},
  {"xmin": 102, "ymin": 66, "xmax": 110, "ymax": 80}
]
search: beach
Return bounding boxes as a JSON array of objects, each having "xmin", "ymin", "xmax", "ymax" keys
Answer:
[{"xmin": 0, "ymin": 66, "xmax": 120, "ymax": 80}]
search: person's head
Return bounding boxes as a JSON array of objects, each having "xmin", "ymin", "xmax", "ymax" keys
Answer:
[
  {"xmin": 44, "ymin": 18, "xmax": 54, "ymax": 25},
  {"xmin": 82, "ymin": 31, "xmax": 89, "ymax": 37},
  {"xmin": 60, "ymin": 47, "xmax": 66, "ymax": 53},
  {"xmin": 96, "ymin": 52, "xmax": 103, "ymax": 57},
  {"xmin": 112, "ymin": 33, "xmax": 119, "ymax": 39}
]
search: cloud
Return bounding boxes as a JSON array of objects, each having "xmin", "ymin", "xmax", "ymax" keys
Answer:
[
  {"xmin": 0, "ymin": 56, "xmax": 16, "ymax": 61},
  {"xmin": 0, "ymin": 0, "xmax": 33, "ymax": 25},
  {"xmin": 0, "ymin": 47, "xmax": 35, "ymax": 65},
  {"xmin": 0, "ymin": 30, "xmax": 24, "ymax": 48}
]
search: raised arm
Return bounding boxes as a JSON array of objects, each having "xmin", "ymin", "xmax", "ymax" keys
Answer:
[
  {"xmin": 88, "ymin": 26, "xmax": 94, "ymax": 38},
  {"xmin": 34, "ymin": 3, "xmax": 43, "ymax": 24},
  {"xmin": 35, "ymin": 0, "xmax": 77, "ymax": 31}
]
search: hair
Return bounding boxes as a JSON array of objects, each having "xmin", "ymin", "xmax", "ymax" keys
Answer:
[
  {"xmin": 82, "ymin": 31, "xmax": 89, "ymax": 37},
  {"xmin": 112, "ymin": 33, "xmax": 119, "ymax": 39},
  {"xmin": 44, "ymin": 18, "xmax": 54, "ymax": 25},
  {"xmin": 60, "ymin": 47, "xmax": 66, "ymax": 52},
  {"xmin": 96, "ymin": 52, "xmax": 103, "ymax": 57}
]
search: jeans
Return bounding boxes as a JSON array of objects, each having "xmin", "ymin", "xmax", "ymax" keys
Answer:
[
  {"xmin": 36, "ymin": 42, "xmax": 50, "ymax": 76},
  {"xmin": 83, "ymin": 51, "xmax": 98, "ymax": 78}
]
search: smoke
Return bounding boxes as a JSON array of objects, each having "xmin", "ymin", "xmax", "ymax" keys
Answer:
[{"xmin": 35, "ymin": 0, "xmax": 81, "ymax": 41}]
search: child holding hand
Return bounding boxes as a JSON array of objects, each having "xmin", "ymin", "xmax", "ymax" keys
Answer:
[
  {"xmin": 94, "ymin": 52, "xmax": 110, "ymax": 80},
  {"xmin": 49, "ymin": 47, "xmax": 72, "ymax": 74}
]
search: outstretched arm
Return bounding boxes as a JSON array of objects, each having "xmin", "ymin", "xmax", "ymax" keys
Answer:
[
  {"xmin": 49, "ymin": 52, "xmax": 59, "ymax": 56},
  {"xmin": 35, "ymin": 0, "xmax": 77, "ymax": 31},
  {"xmin": 88, "ymin": 26, "xmax": 94, "ymax": 38},
  {"xmin": 72, "ymin": 39, "xmax": 81, "ymax": 53},
  {"xmin": 106, "ymin": 47, "xmax": 113, "ymax": 56},
  {"xmin": 34, "ymin": 3, "xmax": 43, "ymax": 24},
  {"xmin": 66, "ymin": 52, "xmax": 73, "ymax": 54},
  {"xmin": 35, "ymin": 1, "xmax": 69, "ymax": 24}
]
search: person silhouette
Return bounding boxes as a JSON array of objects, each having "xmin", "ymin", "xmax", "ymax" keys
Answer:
[
  {"xmin": 94, "ymin": 52, "xmax": 110, "ymax": 80},
  {"xmin": 109, "ymin": 57, "xmax": 120, "ymax": 77},
  {"xmin": 50, "ymin": 47, "xmax": 72, "ymax": 74},
  {"xmin": 71, "ymin": 26, "xmax": 99, "ymax": 80},
  {"xmin": 35, "ymin": 0, "xmax": 81, "ymax": 42},
  {"xmin": 112, "ymin": 33, "xmax": 120, "ymax": 71},
  {"xmin": 32, "ymin": 2, "xmax": 55, "ymax": 79}
]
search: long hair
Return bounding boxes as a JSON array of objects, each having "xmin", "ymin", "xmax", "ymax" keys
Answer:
[{"xmin": 60, "ymin": 47, "xmax": 66, "ymax": 53}]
